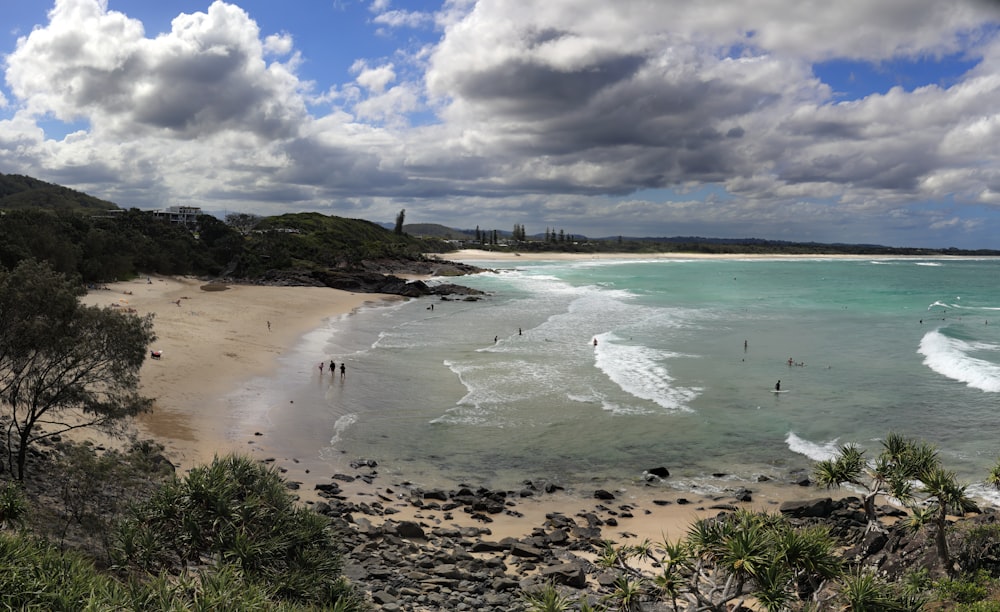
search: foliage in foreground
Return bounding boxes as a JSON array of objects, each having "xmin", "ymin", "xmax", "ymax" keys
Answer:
[
  {"xmin": 0, "ymin": 259, "xmax": 156, "ymax": 481},
  {"xmin": 0, "ymin": 452, "xmax": 367, "ymax": 610},
  {"xmin": 111, "ymin": 453, "xmax": 366, "ymax": 610},
  {"xmin": 529, "ymin": 505, "xmax": 1000, "ymax": 611},
  {"xmin": 529, "ymin": 508, "xmax": 847, "ymax": 611},
  {"xmin": 813, "ymin": 432, "xmax": 979, "ymax": 574},
  {"xmin": 0, "ymin": 531, "xmax": 357, "ymax": 611}
]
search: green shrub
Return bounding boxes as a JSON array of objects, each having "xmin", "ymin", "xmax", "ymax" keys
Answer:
[
  {"xmin": 0, "ymin": 481, "xmax": 27, "ymax": 529},
  {"xmin": 112, "ymin": 453, "xmax": 366, "ymax": 610},
  {"xmin": 936, "ymin": 570, "xmax": 997, "ymax": 605},
  {"xmin": 0, "ymin": 532, "xmax": 129, "ymax": 610}
]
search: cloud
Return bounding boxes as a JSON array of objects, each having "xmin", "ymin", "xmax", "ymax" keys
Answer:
[
  {"xmin": 1, "ymin": 0, "xmax": 1000, "ymax": 248},
  {"xmin": 5, "ymin": 0, "xmax": 306, "ymax": 140}
]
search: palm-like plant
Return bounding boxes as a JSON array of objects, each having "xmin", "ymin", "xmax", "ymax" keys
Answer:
[
  {"xmin": 0, "ymin": 482, "xmax": 27, "ymax": 530},
  {"xmin": 717, "ymin": 520, "xmax": 769, "ymax": 597},
  {"xmin": 522, "ymin": 582, "xmax": 573, "ymax": 612},
  {"xmin": 112, "ymin": 453, "xmax": 359, "ymax": 609},
  {"xmin": 987, "ymin": 458, "xmax": 1000, "ymax": 490},
  {"xmin": 814, "ymin": 433, "xmax": 943, "ymax": 532},
  {"xmin": 774, "ymin": 524, "xmax": 841, "ymax": 591},
  {"xmin": 914, "ymin": 465, "xmax": 978, "ymax": 576},
  {"xmin": 752, "ymin": 560, "xmax": 794, "ymax": 612},
  {"xmin": 840, "ymin": 568, "xmax": 894, "ymax": 611},
  {"xmin": 606, "ymin": 575, "xmax": 645, "ymax": 612}
]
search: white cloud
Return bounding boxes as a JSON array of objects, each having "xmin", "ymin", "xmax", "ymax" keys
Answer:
[
  {"xmin": 354, "ymin": 62, "xmax": 396, "ymax": 93},
  {"xmin": 2, "ymin": 0, "xmax": 1000, "ymax": 247},
  {"xmin": 263, "ymin": 32, "xmax": 294, "ymax": 56}
]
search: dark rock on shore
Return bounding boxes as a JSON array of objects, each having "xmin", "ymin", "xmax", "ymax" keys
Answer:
[
  {"xmin": 245, "ymin": 261, "xmax": 488, "ymax": 300},
  {"xmin": 306, "ymin": 460, "xmax": 997, "ymax": 610}
]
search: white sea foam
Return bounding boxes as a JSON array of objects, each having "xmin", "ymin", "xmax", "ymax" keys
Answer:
[
  {"xmin": 918, "ymin": 330, "xmax": 1000, "ymax": 392},
  {"xmin": 915, "ymin": 262, "xmax": 943, "ymax": 267},
  {"xmin": 594, "ymin": 333, "xmax": 699, "ymax": 412},
  {"xmin": 785, "ymin": 432, "xmax": 841, "ymax": 462},
  {"xmin": 968, "ymin": 483, "xmax": 1000, "ymax": 507},
  {"xmin": 328, "ymin": 413, "xmax": 358, "ymax": 447}
]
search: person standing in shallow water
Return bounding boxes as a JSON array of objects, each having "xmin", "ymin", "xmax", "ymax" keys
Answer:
[{"xmin": 340, "ymin": 363, "xmax": 345, "ymax": 378}]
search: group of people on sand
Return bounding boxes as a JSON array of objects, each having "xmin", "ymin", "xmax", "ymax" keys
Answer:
[{"xmin": 318, "ymin": 360, "xmax": 346, "ymax": 378}]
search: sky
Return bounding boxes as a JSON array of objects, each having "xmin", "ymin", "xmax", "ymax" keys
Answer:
[{"xmin": 2, "ymin": 1, "xmax": 1000, "ymax": 248}]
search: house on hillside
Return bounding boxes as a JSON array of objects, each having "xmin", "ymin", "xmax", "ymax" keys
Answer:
[{"xmin": 152, "ymin": 206, "xmax": 201, "ymax": 227}]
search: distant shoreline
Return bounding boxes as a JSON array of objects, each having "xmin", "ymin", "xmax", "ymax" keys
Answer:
[{"xmin": 443, "ymin": 248, "xmax": 987, "ymax": 262}]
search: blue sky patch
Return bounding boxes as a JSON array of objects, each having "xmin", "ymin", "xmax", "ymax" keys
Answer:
[{"xmin": 813, "ymin": 52, "xmax": 980, "ymax": 101}]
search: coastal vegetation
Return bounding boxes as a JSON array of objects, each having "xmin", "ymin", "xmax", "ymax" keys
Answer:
[
  {"xmin": 0, "ymin": 259, "xmax": 155, "ymax": 481},
  {"xmin": 813, "ymin": 433, "xmax": 980, "ymax": 575},
  {"xmin": 0, "ymin": 453, "xmax": 366, "ymax": 610}
]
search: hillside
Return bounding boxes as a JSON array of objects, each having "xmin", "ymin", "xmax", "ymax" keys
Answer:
[
  {"xmin": 0, "ymin": 173, "xmax": 119, "ymax": 214},
  {"xmin": 400, "ymin": 222, "xmax": 475, "ymax": 240}
]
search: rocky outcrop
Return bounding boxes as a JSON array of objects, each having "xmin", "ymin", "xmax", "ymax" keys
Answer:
[
  {"xmin": 302, "ymin": 463, "xmax": 998, "ymax": 611},
  {"xmin": 248, "ymin": 262, "xmax": 488, "ymax": 299}
]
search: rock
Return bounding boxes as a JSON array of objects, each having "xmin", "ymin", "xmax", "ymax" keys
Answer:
[
  {"xmin": 646, "ymin": 466, "xmax": 670, "ymax": 478},
  {"xmin": 594, "ymin": 489, "xmax": 615, "ymax": 500},
  {"xmin": 314, "ymin": 482, "xmax": 342, "ymax": 496},
  {"xmin": 779, "ymin": 497, "xmax": 834, "ymax": 518},
  {"xmin": 390, "ymin": 520, "xmax": 426, "ymax": 539},
  {"xmin": 509, "ymin": 543, "xmax": 544, "ymax": 559},
  {"xmin": 540, "ymin": 562, "xmax": 588, "ymax": 588}
]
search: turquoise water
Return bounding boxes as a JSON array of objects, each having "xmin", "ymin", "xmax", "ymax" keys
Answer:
[{"xmin": 227, "ymin": 257, "xmax": 1000, "ymax": 505}]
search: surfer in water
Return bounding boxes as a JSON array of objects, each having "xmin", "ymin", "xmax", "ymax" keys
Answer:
[{"xmin": 775, "ymin": 380, "xmax": 781, "ymax": 392}]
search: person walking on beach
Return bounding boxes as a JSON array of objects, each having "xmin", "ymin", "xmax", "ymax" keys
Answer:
[
  {"xmin": 340, "ymin": 363, "xmax": 346, "ymax": 378},
  {"xmin": 267, "ymin": 320, "xmax": 271, "ymax": 332},
  {"xmin": 330, "ymin": 360, "xmax": 335, "ymax": 372},
  {"xmin": 318, "ymin": 362, "xmax": 324, "ymax": 374}
]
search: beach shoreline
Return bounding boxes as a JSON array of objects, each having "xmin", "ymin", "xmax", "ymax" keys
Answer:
[
  {"xmin": 443, "ymin": 248, "xmax": 982, "ymax": 263},
  {"xmin": 77, "ymin": 267, "xmax": 858, "ymax": 549},
  {"xmin": 80, "ymin": 276, "xmax": 400, "ymax": 469}
]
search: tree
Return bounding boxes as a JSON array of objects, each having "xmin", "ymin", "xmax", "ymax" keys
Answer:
[
  {"xmin": 911, "ymin": 465, "xmax": 978, "ymax": 575},
  {"xmin": 813, "ymin": 432, "xmax": 977, "ymax": 575},
  {"xmin": 394, "ymin": 208, "xmax": 406, "ymax": 235},
  {"xmin": 0, "ymin": 260, "xmax": 155, "ymax": 480},
  {"xmin": 224, "ymin": 212, "xmax": 262, "ymax": 236},
  {"xmin": 590, "ymin": 509, "xmax": 842, "ymax": 611},
  {"xmin": 813, "ymin": 433, "xmax": 931, "ymax": 531}
]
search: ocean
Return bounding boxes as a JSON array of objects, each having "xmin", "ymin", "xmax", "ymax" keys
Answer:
[{"xmin": 224, "ymin": 256, "xmax": 1000, "ymax": 506}]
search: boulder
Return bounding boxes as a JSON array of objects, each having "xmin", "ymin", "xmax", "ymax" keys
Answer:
[
  {"xmin": 540, "ymin": 562, "xmax": 588, "ymax": 588},
  {"xmin": 779, "ymin": 497, "xmax": 834, "ymax": 518}
]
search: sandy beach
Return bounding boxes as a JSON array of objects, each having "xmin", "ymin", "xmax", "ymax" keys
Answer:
[
  {"xmin": 79, "ymin": 265, "xmax": 844, "ymax": 548},
  {"xmin": 80, "ymin": 276, "xmax": 396, "ymax": 469}
]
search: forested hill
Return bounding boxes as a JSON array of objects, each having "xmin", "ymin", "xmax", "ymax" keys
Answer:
[
  {"xmin": 0, "ymin": 173, "xmax": 119, "ymax": 213},
  {"xmin": 0, "ymin": 174, "xmax": 455, "ymax": 284}
]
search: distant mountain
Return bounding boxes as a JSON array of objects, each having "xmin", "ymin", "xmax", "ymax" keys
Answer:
[{"xmin": 0, "ymin": 173, "xmax": 120, "ymax": 214}]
